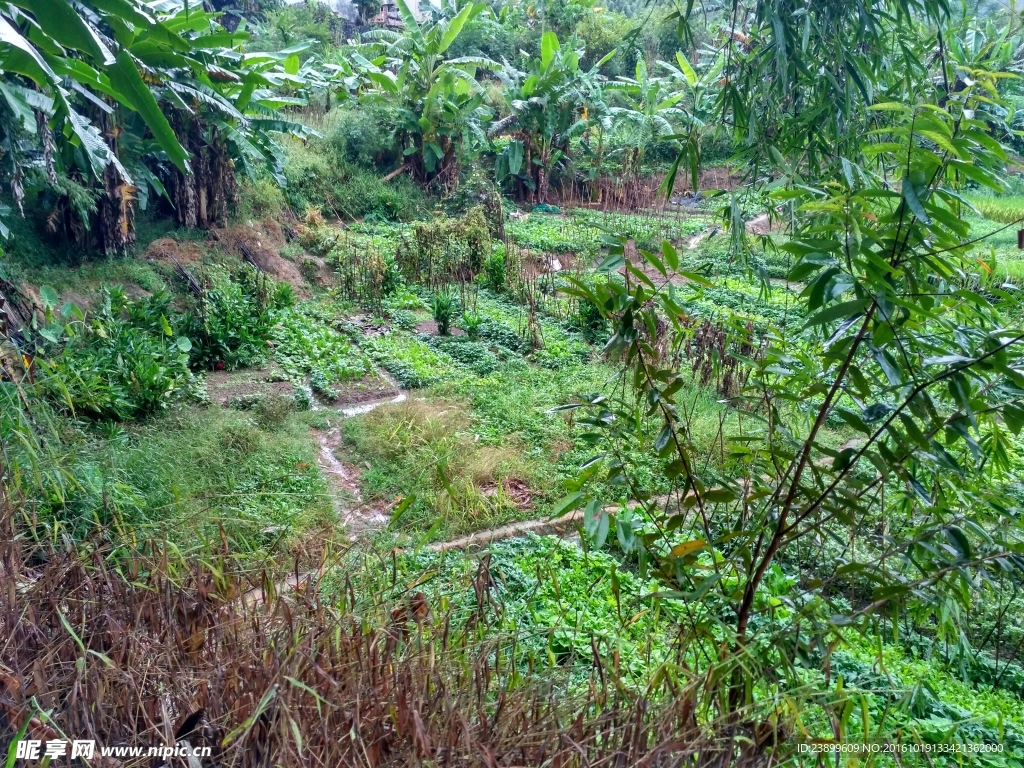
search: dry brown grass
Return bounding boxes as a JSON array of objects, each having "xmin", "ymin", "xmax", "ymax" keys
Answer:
[{"xmin": 0, "ymin": 500, "xmax": 786, "ymax": 767}]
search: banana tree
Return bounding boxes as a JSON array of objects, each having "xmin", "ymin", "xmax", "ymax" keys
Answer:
[
  {"xmin": 490, "ymin": 31, "xmax": 610, "ymax": 203},
  {"xmin": 605, "ymin": 58, "xmax": 691, "ymax": 179},
  {"xmin": 654, "ymin": 51, "xmax": 723, "ymax": 192},
  {"xmin": 352, "ymin": 0, "xmax": 499, "ymax": 188},
  {"xmin": 0, "ymin": 0, "xmax": 313, "ymax": 253}
]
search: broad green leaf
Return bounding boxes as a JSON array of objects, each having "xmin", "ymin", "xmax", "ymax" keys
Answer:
[
  {"xmin": 437, "ymin": 1, "xmax": 475, "ymax": 54},
  {"xmin": 508, "ymin": 139, "xmax": 523, "ymax": 176},
  {"xmin": 15, "ymin": 0, "xmax": 114, "ymax": 63},
  {"xmin": 675, "ymin": 51, "xmax": 697, "ymax": 86},
  {"xmin": 39, "ymin": 285, "xmax": 58, "ymax": 309},
  {"xmin": 540, "ymin": 31, "xmax": 560, "ymax": 69},
  {"xmin": 107, "ymin": 51, "xmax": 190, "ymax": 174}
]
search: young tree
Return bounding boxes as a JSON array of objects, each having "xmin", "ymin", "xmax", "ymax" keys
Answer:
[{"xmin": 566, "ymin": 5, "xmax": 1024, "ymax": 750}]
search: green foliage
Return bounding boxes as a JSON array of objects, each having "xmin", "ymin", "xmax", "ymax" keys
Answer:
[
  {"xmin": 483, "ymin": 250, "xmax": 508, "ymax": 292},
  {"xmin": 459, "ymin": 310, "xmax": 484, "ymax": 340},
  {"xmin": 0, "ymin": 0, "xmax": 316, "ymax": 249},
  {"xmin": 965, "ymin": 195, "xmax": 1024, "ymax": 225},
  {"xmin": 59, "ymin": 407, "xmax": 331, "ymax": 551},
  {"xmin": 324, "ymin": 106, "xmax": 396, "ymax": 169},
  {"xmin": 269, "ymin": 303, "xmax": 374, "ymax": 386},
  {"xmin": 253, "ymin": 1, "xmax": 338, "ymax": 56},
  {"xmin": 390, "ymin": 308, "xmax": 418, "ymax": 331},
  {"xmin": 428, "ymin": 336, "xmax": 498, "ymax": 376},
  {"xmin": 431, "ymin": 289, "xmax": 460, "ymax": 336},
  {"xmin": 397, "ymin": 207, "xmax": 492, "ymax": 285},
  {"xmin": 491, "ymin": 31, "xmax": 603, "ymax": 201},
  {"xmin": 183, "ymin": 268, "xmax": 291, "ymax": 371},
  {"xmin": 283, "ymin": 141, "xmax": 427, "ymax": 222},
  {"xmin": 362, "ymin": 331, "xmax": 457, "ymax": 388},
  {"xmin": 572, "ymin": 288, "xmax": 609, "ymax": 343},
  {"xmin": 36, "ymin": 289, "xmax": 194, "ymax": 421},
  {"xmin": 564, "ymin": 41, "xmax": 1024, "ymax": 729},
  {"xmin": 341, "ymin": 398, "xmax": 535, "ymax": 538},
  {"xmin": 236, "ymin": 176, "xmax": 289, "ymax": 222},
  {"xmin": 351, "ymin": 2, "xmax": 498, "ymax": 184},
  {"xmin": 383, "ymin": 535, "xmax": 682, "ymax": 685}
]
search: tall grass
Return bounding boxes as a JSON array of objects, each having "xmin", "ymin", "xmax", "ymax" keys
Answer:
[{"xmin": 965, "ymin": 195, "xmax": 1024, "ymax": 225}]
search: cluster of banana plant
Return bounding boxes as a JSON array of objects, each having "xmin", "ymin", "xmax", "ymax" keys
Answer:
[
  {"xmin": 348, "ymin": 0, "xmax": 500, "ymax": 188},
  {"xmin": 0, "ymin": 0, "xmax": 316, "ymax": 251},
  {"xmin": 336, "ymin": 4, "xmax": 722, "ymax": 202}
]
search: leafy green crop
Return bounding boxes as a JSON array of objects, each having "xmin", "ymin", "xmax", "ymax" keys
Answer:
[
  {"xmin": 36, "ymin": 289, "xmax": 195, "ymax": 421},
  {"xmin": 270, "ymin": 304, "xmax": 374, "ymax": 387}
]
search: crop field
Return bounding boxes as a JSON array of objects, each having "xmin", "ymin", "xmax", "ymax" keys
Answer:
[{"xmin": 4, "ymin": 1, "xmax": 1024, "ymax": 765}]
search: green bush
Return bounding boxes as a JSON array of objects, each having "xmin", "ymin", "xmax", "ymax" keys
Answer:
[
  {"xmin": 431, "ymin": 289, "xmax": 460, "ymax": 336},
  {"xmin": 182, "ymin": 268, "xmax": 292, "ymax": 370},
  {"xmin": 236, "ymin": 175, "xmax": 288, "ymax": 221},
  {"xmin": 325, "ymin": 106, "xmax": 394, "ymax": 169},
  {"xmin": 282, "ymin": 139, "xmax": 426, "ymax": 221},
  {"xmin": 429, "ymin": 336, "xmax": 498, "ymax": 376},
  {"xmin": 37, "ymin": 289, "xmax": 195, "ymax": 421}
]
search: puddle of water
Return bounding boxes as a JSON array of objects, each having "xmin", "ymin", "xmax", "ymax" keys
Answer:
[{"xmin": 316, "ymin": 428, "xmax": 390, "ymax": 529}]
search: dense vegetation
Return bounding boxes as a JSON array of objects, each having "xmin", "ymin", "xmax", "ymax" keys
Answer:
[{"xmin": 5, "ymin": 0, "xmax": 1024, "ymax": 765}]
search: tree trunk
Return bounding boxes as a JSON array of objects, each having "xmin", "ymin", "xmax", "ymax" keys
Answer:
[
  {"xmin": 166, "ymin": 120, "xmax": 236, "ymax": 229},
  {"xmin": 96, "ymin": 162, "xmax": 136, "ymax": 255}
]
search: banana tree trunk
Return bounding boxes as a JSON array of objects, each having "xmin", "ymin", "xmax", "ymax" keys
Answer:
[
  {"xmin": 167, "ymin": 120, "xmax": 236, "ymax": 229},
  {"xmin": 97, "ymin": 162, "xmax": 136, "ymax": 255}
]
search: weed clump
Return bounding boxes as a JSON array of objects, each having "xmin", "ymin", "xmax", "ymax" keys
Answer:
[{"xmin": 343, "ymin": 399, "xmax": 535, "ymax": 538}]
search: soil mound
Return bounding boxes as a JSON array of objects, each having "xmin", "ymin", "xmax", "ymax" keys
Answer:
[
  {"xmin": 212, "ymin": 219, "xmax": 310, "ymax": 296},
  {"xmin": 144, "ymin": 237, "xmax": 204, "ymax": 265}
]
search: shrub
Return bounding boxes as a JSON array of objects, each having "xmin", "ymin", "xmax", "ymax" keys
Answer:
[
  {"xmin": 478, "ymin": 317, "xmax": 529, "ymax": 352},
  {"xmin": 325, "ymin": 106, "xmax": 394, "ymax": 169},
  {"xmin": 182, "ymin": 267, "xmax": 291, "ymax": 370},
  {"xmin": 300, "ymin": 258, "xmax": 320, "ymax": 283},
  {"xmin": 236, "ymin": 175, "xmax": 287, "ymax": 221},
  {"xmin": 292, "ymin": 383, "xmax": 314, "ymax": 411},
  {"xmin": 310, "ymin": 367, "xmax": 338, "ymax": 401},
  {"xmin": 431, "ymin": 289, "xmax": 459, "ymax": 336},
  {"xmin": 429, "ymin": 336, "xmax": 498, "ymax": 376},
  {"xmin": 283, "ymin": 138, "xmax": 426, "ymax": 221},
  {"xmin": 37, "ymin": 289, "xmax": 195, "ymax": 421}
]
